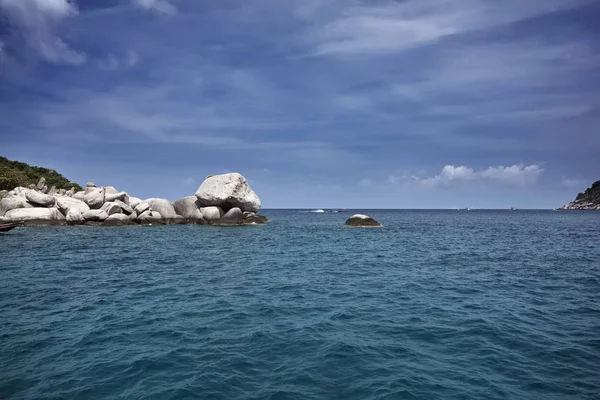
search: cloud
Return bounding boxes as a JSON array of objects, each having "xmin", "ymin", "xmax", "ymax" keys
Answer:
[
  {"xmin": 307, "ymin": 0, "xmax": 593, "ymax": 56},
  {"xmin": 561, "ymin": 177, "xmax": 584, "ymax": 188},
  {"xmin": 422, "ymin": 164, "xmax": 544, "ymax": 186},
  {"xmin": 133, "ymin": 0, "xmax": 177, "ymax": 15},
  {"xmin": 0, "ymin": 0, "xmax": 86, "ymax": 65},
  {"xmin": 98, "ymin": 50, "xmax": 140, "ymax": 70},
  {"xmin": 182, "ymin": 177, "xmax": 195, "ymax": 185}
]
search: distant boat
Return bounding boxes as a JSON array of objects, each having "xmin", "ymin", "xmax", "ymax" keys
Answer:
[
  {"xmin": 310, "ymin": 209, "xmax": 326, "ymax": 213},
  {"xmin": 0, "ymin": 223, "xmax": 18, "ymax": 233},
  {"xmin": 511, "ymin": 207, "xmax": 519, "ymax": 211}
]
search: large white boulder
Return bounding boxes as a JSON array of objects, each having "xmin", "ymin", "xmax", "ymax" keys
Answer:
[
  {"xmin": 25, "ymin": 189, "xmax": 56, "ymax": 207},
  {"xmin": 195, "ymin": 173, "xmax": 261, "ymax": 213},
  {"xmin": 56, "ymin": 196, "xmax": 90, "ymax": 214},
  {"xmin": 82, "ymin": 209, "xmax": 109, "ymax": 221},
  {"xmin": 200, "ymin": 206, "xmax": 224, "ymax": 223},
  {"xmin": 0, "ymin": 197, "xmax": 33, "ymax": 216},
  {"xmin": 66, "ymin": 208, "xmax": 85, "ymax": 225},
  {"xmin": 84, "ymin": 187, "xmax": 105, "ymax": 209},
  {"xmin": 4, "ymin": 207, "xmax": 65, "ymax": 226},
  {"xmin": 145, "ymin": 198, "xmax": 178, "ymax": 219}
]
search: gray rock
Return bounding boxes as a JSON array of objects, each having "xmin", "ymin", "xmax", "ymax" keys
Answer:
[
  {"xmin": 173, "ymin": 196, "xmax": 201, "ymax": 218},
  {"xmin": 47, "ymin": 186, "xmax": 58, "ymax": 196},
  {"xmin": 82, "ymin": 209, "xmax": 109, "ymax": 221},
  {"xmin": 105, "ymin": 191, "xmax": 128, "ymax": 202},
  {"xmin": 66, "ymin": 208, "xmax": 85, "ymax": 225},
  {"xmin": 101, "ymin": 202, "xmax": 123, "ymax": 216},
  {"xmin": 56, "ymin": 196, "xmax": 90, "ymax": 214},
  {"xmin": 28, "ymin": 184, "xmax": 36, "ymax": 189},
  {"xmin": 25, "ymin": 189, "xmax": 56, "ymax": 207},
  {"xmin": 113, "ymin": 199, "xmax": 134, "ymax": 215},
  {"xmin": 146, "ymin": 198, "xmax": 178, "ymax": 219},
  {"xmin": 195, "ymin": 172, "xmax": 261, "ymax": 213},
  {"xmin": 104, "ymin": 213, "xmax": 132, "ymax": 226},
  {"xmin": 58, "ymin": 188, "xmax": 66, "ymax": 196},
  {"xmin": 86, "ymin": 182, "xmax": 96, "ymax": 188},
  {"xmin": 36, "ymin": 177, "xmax": 48, "ymax": 193},
  {"xmin": 200, "ymin": 206, "xmax": 224, "ymax": 223},
  {"xmin": 65, "ymin": 188, "xmax": 76, "ymax": 197},
  {"xmin": 84, "ymin": 187, "xmax": 105, "ymax": 209},
  {"xmin": 4, "ymin": 207, "xmax": 65, "ymax": 226},
  {"xmin": 344, "ymin": 214, "xmax": 382, "ymax": 227},
  {"xmin": 104, "ymin": 186, "xmax": 119, "ymax": 195},
  {"xmin": 128, "ymin": 196, "xmax": 142, "ymax": 209},
  {"xmin": 134, "ymin": 201, "xmax": 150, "ymax": 215},
  {"xmin": 137, "ymin": 210, "xmax": 164, "ymax": 225},
  {"xmin": 72, "ymin": 191, "xmax": 86, "ymax": 201},
  {"xmin": 243, "ymin": 214, "xmax": 269, "ymax": 225},
  {"xmin": 218, "ymin": 207, "xmax": 243, "ymax": 225}
]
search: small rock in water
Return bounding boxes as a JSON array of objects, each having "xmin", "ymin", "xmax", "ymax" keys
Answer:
[{"xmin": 344, "ymin": 214, "xmax": 382, "ymax": 227}]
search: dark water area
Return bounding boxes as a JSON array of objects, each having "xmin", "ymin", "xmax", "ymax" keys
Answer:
[{"xmin": 1, "ymin": 210, "xmax": 599, "ymax": 399}]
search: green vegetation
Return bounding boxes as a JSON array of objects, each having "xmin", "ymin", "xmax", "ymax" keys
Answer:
[
  {"xmin": 0, "ymin": 156, "xmax": 83, "ymax": 192},
  {"xmin": 576, "ymin": 180, "xmax": 600, "ymax": 204}
]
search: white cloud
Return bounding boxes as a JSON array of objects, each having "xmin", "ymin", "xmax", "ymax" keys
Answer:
[
  {"xmin": 0, "ymin": 0, "xmax": 85, "ymax": 65},
  {"xmin": 421, "ymin": 164, "xmax": 543, "ymax": 186},
  {"xmin": 308, "ymin": 0, "xmax": 593, "ymax": 56},
  {"xmin": 133, "ymin": 0, "xmax": 177, "ymax": 15},
  {"xmin": 182, "ymin": 177, "xmax": 195, "ymax": 185},
  {"xmin": 98, "ymin": 50, "xmax": 140, "ymax": 70},
  {"xmin": 561, "ymin": 177, "xmax": 584, "ymax": 188}
]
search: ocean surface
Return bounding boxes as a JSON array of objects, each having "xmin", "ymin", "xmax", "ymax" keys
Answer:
[{"xmin": 1, "ymin": 210, "xmax": 599, "ymax": 400}]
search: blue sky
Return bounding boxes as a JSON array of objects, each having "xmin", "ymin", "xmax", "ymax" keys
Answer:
[{"xmin": 1, "ymin": 0, "xmax": 598, "ymax": 208}]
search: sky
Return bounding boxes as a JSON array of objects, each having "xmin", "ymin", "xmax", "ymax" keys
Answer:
[{"xmin": 0, "ymin": 0, "xmax": 599, "ymax": 209}]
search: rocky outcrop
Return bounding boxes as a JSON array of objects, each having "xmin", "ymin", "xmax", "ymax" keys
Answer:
[
  {"xmin": 557, "ymin": 180, "xmax": 600, "ymax": 211},
  {"xmin": 345, "ymin": 214, "xmax": 382, "ymax": 227},
  {"xmin": 195, "ymin": 173, "xmax": 261, "ymax": 213},
  {"xmin": 2, "ymin": 172, "xmax": 268, "ymax": 227}
]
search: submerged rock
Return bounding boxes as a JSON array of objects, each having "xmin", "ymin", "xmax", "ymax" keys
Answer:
[{"xmin": 344, "ymin": 214, "xmax": 382, "ymax": 227}]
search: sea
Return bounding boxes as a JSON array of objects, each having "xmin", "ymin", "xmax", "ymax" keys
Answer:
[{"xmin": 1, "ymin": 210, "xmax": 599, "ymax": 400}]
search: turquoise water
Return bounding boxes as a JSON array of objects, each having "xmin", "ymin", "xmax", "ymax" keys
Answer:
[{"xmin": 1, "ymin": 210, "xmax": 599, "ymax": 399}]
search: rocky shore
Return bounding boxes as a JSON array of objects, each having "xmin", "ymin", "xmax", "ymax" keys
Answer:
[
  {"xmin": 0, "ymin": 173, "xmax": 268, "ymax": 226},
  {"xmin": 557, "ymin": 180, "xmax": 600, "ymax": 211}
]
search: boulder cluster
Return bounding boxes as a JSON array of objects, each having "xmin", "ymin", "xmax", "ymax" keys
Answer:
[{"xmin": 0, "ymin": 173, "xmax": 267, "ymax": 227}]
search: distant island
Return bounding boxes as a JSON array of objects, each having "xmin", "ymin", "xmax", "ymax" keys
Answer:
[
  {"xmin": 557, "ymin": 180, "xmax": 600, "ymax": 211},
  {"xmin": 0, "ymin": 156, "xmax": 267, "ymax": 226}
]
